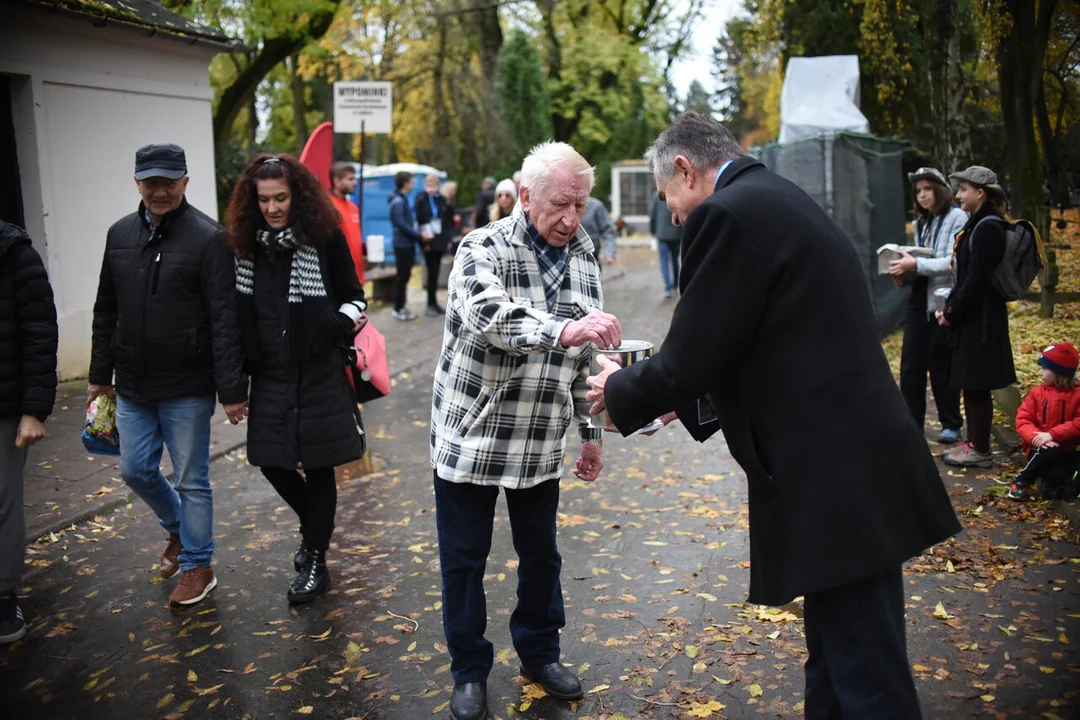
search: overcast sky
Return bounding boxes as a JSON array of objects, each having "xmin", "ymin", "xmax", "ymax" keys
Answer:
[{"xmin": 668, "ymin": 0, "xmax": 743, "ymax": 101}]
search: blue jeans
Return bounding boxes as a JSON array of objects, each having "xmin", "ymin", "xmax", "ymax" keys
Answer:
[
  {"xmin": 116, "ymin": 394, "xmax": 216, "ymax": 570},
  {"xmin": 658, "ymin": 238, "xmax": 681, "ymax": 292}
]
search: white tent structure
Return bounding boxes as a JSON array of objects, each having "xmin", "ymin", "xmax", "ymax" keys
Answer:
[{"xmin": 779, "ymin": 55, "xmax": 869, "ymax": 144}]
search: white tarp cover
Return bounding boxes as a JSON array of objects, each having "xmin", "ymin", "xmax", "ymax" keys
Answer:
[{"xmin": 779, "ymin": 55, "xmax": 869, "ymax": 144}]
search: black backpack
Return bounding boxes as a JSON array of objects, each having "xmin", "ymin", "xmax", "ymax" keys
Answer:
[{"xmin": 969, "ymin": 216, "xmax": 1044, "ymax": 301}]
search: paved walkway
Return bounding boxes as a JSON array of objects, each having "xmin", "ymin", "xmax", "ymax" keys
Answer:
[{"xmin": 7, "ymin": 248, "xmax": 1079, "ymax": 719}]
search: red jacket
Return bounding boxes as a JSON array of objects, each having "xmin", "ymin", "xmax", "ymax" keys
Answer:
[{"xmin": 1015, "ymin": 383, "xmax": 1080, "ymax": 454}]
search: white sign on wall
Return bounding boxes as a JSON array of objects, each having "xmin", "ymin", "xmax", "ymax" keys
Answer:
[{"xmin": 333, "ymin": 81, "xmax": 393, "ymax": 134}]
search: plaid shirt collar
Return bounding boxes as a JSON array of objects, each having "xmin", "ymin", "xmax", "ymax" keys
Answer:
[{"xmin": 525, "ymin": 221, "xmax": 568, "ymax": 311}]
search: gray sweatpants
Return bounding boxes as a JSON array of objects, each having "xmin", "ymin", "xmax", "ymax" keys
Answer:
[{"xmin": 0, "ymin": 417, "xmax": 27, "ymax": 595}]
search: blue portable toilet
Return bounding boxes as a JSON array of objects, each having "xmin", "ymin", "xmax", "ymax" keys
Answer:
[{"xmin": 352, "ymin": 163, "xmax": 447, "ymax": 265}]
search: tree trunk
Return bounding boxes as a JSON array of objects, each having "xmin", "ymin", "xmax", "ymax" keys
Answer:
[
  {"xmin": 1036, "ymin": 78, "xmax": 1070, "ymax": 209},
  {"xmin": 997, "ymin": 0, "xmax": 1056, "ymax": 233},
  {"xmin": 288, "ymin": 54, "xmax": 308, "ymax": 156},
  {"xmin": 469, "ymin": 0, "xmax": 503, "ymax": 84},
  {"xmin": 921, "ymin": 0, "xmax": 972, "ymax": 169},
  {"xmin": 212, "ymin": 0, "xmax": 341, "ymax": 153},
  {"xmin": 247, "ymin": 94, "xmax": 258, "ymax": 150},
  {"xmin": 430, "ymin": 19, "xmax": 453, "ymax": 170}
]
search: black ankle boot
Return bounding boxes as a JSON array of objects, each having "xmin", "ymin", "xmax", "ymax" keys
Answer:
[
  {"xmin": 287, "ymin": 548, "xmax": 329, "ymax": 604},
  {"xmin": 293, "ymin": 537, "xmax": 311, "ymax": 572}
]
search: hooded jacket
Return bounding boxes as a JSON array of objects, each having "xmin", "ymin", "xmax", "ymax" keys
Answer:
[{"xmin": 0, "ymin": 221, "xmax": 58, "ymax": 421}]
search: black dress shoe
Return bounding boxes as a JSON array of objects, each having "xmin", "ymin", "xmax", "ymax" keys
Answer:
[
  {"xmin": 450, "ymin": 681, "xmax": 487, "ymax": 720},
  {"xmin": 520, "ymin": 662, "xmax": 583, "ymax": 700}
]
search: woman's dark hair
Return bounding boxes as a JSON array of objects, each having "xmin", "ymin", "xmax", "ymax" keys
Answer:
[
  {"xmin": 394, "ymin": 171, "xmax": 413, "ymax": 190},
  {"xmin": 227, "ymin": 153, "xmax": 341, "ymax": 257},
  {"xmin": 911, "ymin": 180, "xmax": 954, "ymax": 218}
]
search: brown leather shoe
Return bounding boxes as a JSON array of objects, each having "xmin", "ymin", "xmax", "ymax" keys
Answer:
[
  {"xmin": 168, "ymin": 567, "xmax": 217, "ymax": 607},
  {"xmin": 159, "ymin": 534, "xmax": 182, "ymax": 579}
]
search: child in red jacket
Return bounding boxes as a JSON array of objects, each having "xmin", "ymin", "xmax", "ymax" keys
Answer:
[{"xmin": 1011, "ymin": 342, "xmax": 1080, "ymax": 500}]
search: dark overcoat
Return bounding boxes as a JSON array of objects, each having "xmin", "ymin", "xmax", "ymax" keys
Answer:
[
  {"xmin": 943, "ymin": 205, "xmax": 1017, "ymax": 391},
  {"xmin": 244, "ymin": 230, "xmax": 366, "ymax": 470},
  {"xmin": 605, "ymin": 157, "xmax": 962, "ymax": 606}
]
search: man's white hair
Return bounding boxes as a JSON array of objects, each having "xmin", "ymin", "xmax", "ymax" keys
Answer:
[{"xmin": 519, "ymin": 141, "xmax": 595, "ymax": 197}]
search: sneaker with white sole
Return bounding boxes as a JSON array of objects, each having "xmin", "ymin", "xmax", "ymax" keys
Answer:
[
  {"xmin": 1006, "ymin": 480, "xmax": 1030, "ymax": 501},
  {"xmin": 169, "ymin": 567, "xmax": 217, "ymax": 607},
  {"xmin": 0, "ymin": 592, "xmax": 26, "ymax": 644},
  {"xmin": 937, "ymin": 427, "xmax": 961, "ymax": 444},
  {"xmin": 942, "ymin": 444, "xmax": 993, "ymax": 467},
  {"xmin": 392, "ymin": 308, "xmax": 417, "ymax": 322}
]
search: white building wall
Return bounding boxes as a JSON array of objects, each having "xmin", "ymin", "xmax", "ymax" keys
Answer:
[{"xmin": 0, "ymin": 9, "xmax": 221, "ymax": 380}]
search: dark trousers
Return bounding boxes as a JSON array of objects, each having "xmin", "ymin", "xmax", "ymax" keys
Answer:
[
  {"xmin": 261, "ymin": 467, "xmax": 337, "ymax": 551},
  {"xmin": 434, "ymin": 473, "xmax": 565, "ymax": 684},
  {"xmin": 394, "ymin": 246, "xmax": 415, "ymax": 311},
  {"xmin": 900, "ymin": 296, "xmax": 962, "ymax": 431},
  {"xmin": 423, "ymin": 249, "xmax": 442, "ymax": 307},
  {"xmin": 964, "ymin": 389, "xmax": 994, "ymax": 454},
  {"xmin": 803, "ymin": 567, "xmax": 922, "ymax": 720},
  {"xmin": 1016, "ymin": 446, "xmax": 1077, "ymax": 489}
]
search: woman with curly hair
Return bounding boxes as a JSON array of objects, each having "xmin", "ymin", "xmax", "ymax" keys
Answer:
[{"xmin": 227, "ymin": 154, "xmax": 367, "ymax": 603}]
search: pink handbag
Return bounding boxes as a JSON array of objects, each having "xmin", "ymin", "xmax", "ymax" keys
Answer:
[{"xmin": 345, "ymin": 316, "xmax": 391, "ymax": 402}]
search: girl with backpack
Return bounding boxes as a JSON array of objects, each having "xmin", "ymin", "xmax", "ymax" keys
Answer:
[
  {"xmin": 890, "ymin": 168, "xmax": 967, "ymax": 443},
  {"xmin": 936, "ymin": 166, "xmax": 1017, "ymax": 468}
]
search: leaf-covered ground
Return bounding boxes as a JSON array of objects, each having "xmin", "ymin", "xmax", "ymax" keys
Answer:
[{"xmin": 3, "ymin": 249, "xmax": 1077, "ymax": 719}]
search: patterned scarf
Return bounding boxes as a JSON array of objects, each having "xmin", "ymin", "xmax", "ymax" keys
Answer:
[
  {"xmin": 236, "ymin": 226, "xmax": 342, "ymax": 359},
  {"xmin": 526, "ymin": 222, "xmax": 569, "ymax": 312}
]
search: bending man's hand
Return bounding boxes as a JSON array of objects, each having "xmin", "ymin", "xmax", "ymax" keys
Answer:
[
  {"xmin": 574, "ymin": 442, "xmax": 603, "ymax": 481},
  {"xmin": 560, "ymin": 310, "xmax": 622, "ymax": 349},
  {"xmin": 586, "ymin": 354, "xmax": 621, "ymax": 415}
]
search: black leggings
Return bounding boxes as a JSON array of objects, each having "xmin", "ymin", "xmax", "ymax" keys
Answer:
[
  {"xmin": 963, "ymin": 389, "xmax": 993, "ymax": 454},
  {"xmin": 261, "ymin": 467, "xmax": 337, "ymax": 551}
]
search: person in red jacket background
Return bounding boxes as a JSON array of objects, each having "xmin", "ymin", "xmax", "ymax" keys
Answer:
[
  {"xmin": 1012, "ymin": 342, "xmax": 1080, "ymax": 500},
  {"xmin": 329, "ymin": 162, "xmax": 365, "ymax": 285}
]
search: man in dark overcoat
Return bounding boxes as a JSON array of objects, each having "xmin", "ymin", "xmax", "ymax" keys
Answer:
[{"xmin": 586, "ymin": 112, "xmax": 962, "ymax": 719}]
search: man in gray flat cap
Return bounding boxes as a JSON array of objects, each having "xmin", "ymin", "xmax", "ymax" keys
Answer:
[{"xmin": 90, "ymin": 143, "xmax": 247, "ymax": 608}]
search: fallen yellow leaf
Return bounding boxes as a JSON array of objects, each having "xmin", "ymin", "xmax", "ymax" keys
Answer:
[
  {"xmin": 297, "ymin": 706, "xmax": 314, "ymax": 715},
  {"xmin": 748, "ymin": 683, "xmax": 763, "ymax": 698}
]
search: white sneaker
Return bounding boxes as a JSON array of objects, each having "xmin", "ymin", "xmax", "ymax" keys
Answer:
[{"xmin": 393, "ymin": 308, "xmax": 417, "ymax": 321}]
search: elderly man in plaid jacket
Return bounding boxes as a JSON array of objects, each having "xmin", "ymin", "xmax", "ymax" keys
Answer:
[{"xmin": 431, "ymin": 141, "xmax": 622, "ymax": 720}]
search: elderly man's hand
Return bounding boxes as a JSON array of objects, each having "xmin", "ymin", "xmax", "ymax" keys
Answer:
[
  {"xmin": 560, "ymin": 310, "xmax": 622, "ymax": 349},
  {"xmin": 574, "ymin": 442, "xmax": 603, "ymax": 481},
  {"xmin": 586, "ymin": 354, "xmax": 621, "ymax": 415}
]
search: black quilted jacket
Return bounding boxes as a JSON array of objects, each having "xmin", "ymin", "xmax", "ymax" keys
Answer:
[
  {"xmin": 89, "ymin": 200, "xmax": 246, "ymax": 404},
  {"xmin": 0, "ymin": 221, "xmax": 58, "ymax": 421}
]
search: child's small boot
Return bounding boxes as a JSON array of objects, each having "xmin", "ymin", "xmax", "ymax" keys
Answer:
[{"xmin": 1007, "ymin": 478, "xmax": 1031, "ymax": 501}]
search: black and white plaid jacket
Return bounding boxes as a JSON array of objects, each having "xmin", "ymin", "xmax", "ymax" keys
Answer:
[{"xmin": 430, "ymin": 204, "xmax": 604, "ymax": 488}]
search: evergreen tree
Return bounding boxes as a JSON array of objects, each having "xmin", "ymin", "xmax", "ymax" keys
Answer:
[{"xmin": 496, "ymin": 29, "xmax": 554, "ymax": 163}]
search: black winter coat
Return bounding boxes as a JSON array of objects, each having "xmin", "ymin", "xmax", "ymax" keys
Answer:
[
  {"xmin": 943, "ymin": 206, "xmax": 1017, "ymax": 391},
  {"xmin": 414, "ymin": 191, "xmax": 453, "ymax": 254},
  {"xmin": 244, "ymin": 230, "xmax": 367, "ymax": 470},
  {"xmin": 0, "ymin": 222, "xmax": 57, "ymax": 421},
  {"xmin": 605, "ymin": 158, "xmax": 961, "ymax": 606},
  {"xmin": 90, "ymin": 200, "xmax": 246, "ymax": 404}
]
